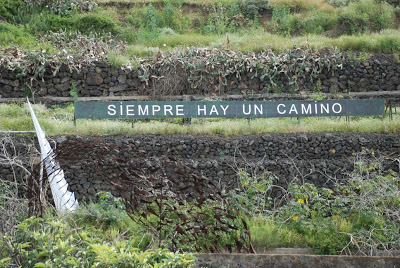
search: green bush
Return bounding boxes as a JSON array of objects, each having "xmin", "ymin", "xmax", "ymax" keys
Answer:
[
  {"xmin": 294, "ymin": 11, "xmax": 337, "ymax": 35},
  {"xmin": 30, "ymin": 12, "xmax": 73, "ymax": 33},
  {"xmin": 143, "ymin": 4, "xmax": 162, "ymax": 30},
  {"xmin": 337, "ymin": 0, "xmax": 395, "ymax": 35},
  {"xmin": 202, "ymin": 0, "xmax": 270, "ymax": 34},
  {"xmin": 74, "ymin": 13, "xmax": 121, "ymax": 35},
  {"xmin": 273, "ymin": 0, "xmax": 394, "ymax": 36},
  {"xmin": 161, "ymin": 1, "xmax": 183, "ymax": 30},
  {"xmin": 0, "ymin": 0, "xmax": 23, "ymax": 21},
  {"xmin": 0, "ymin": 22, "xmax": 36, "ymax": 47},
  {"xmin": 1, "ymin": 192, "xmax": 194, "ymax": 267},
  {"xmin": 5, "ymin": 216, "xmax": 195, "ymax": 267},
  {"xmin": 127, "ymin": 2, "xmax": 189, "ymax": 35},
  {"xmin": 204, "ymin": 5, "xmax": 229, "ymax": 34}
]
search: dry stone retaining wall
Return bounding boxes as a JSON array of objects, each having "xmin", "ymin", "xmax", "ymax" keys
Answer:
[
  {"xmin": 2, "ymin": 133, "xmax": 398, "ymax": 201},
  {"xmin": 1, "ymin": 55, "xmax": 400, "ymax": 98}
]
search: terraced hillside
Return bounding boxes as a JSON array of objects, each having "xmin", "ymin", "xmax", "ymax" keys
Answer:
[{"xmin": 1, "ymin": 0, "xmax": 400, "ymax": 266}]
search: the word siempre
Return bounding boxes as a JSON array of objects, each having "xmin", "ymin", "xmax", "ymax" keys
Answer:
[{"xmin": 107, "ymin": 104, "xmax": 185, "ymax": 116}]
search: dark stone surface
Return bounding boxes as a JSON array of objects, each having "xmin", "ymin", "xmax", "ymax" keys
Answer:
[
  {"xmin": 2, "ymin": 132, "xmax": 399, "ymax": 201},
  {"xmin": 1, "ymin": 54, "xmax": 400, "ymax": 98}
]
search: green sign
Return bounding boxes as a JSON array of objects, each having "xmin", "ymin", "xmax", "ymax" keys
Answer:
[{"xmin": 74, "ymin": 99, "xmax": 385, "ymax": 119}]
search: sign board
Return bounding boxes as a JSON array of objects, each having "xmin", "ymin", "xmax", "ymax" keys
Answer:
[{"xmin": 75, "ymin": 99, "xmax": 385, "ymax": 119}]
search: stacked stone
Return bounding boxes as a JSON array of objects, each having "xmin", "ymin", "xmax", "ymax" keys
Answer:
[
  {"xmin": 1, "ymin": 55, "xmax": 400, "ymax": 98},
  {"xmin": 57, "ymin": 133, "xmax": 399, "ymax": 200},
  {"xmin": 1, "ymin": 133, "xmax": 399, "ymax": 201}
]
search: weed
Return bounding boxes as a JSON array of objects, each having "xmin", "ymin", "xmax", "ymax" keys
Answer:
[
  {"xmin": 108, "ymin": 52, "xmax": 129, "ymax": 69},
  {"xmin": 347, "ymin": 51, "xmax": 371, "ymax": 61},
  {"xmin": 69, "ymin": 81, "xmax": 78, "ymax": 100},
  {"xmin": 309, "ymin": 80, "xmax": 326, "ymax": 100},
  {"xmin": 393, "ymin": 52, "xmax": 400, "ymax": 63}
]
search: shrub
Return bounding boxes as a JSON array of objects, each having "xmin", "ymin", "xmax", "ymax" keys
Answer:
[
  {"xmin": 108, "ymin": 52, "xmax": 129, "ymax": 69},
  {"xmin": 0, "ymin": 0, "xmax": 23, "ymax": 21},
  {"xmin": 74, "ymin": 13, "xmax": 121, "ymax": 35},
  {"xmin": 298, "ymin": 11, "xmax": 337, "ymax": 34},
  {"xmin": 25, "ymin": 11, "xmax": 73, "ymax": 34},
  {"xmin": 143, "ymin": 4, "xmax": 162, "ymax": 30},
  {"xmin": 161, "ymin": 0, "xmax": 184, "ymax": 30},
  {"xmin": 4, "ymin": 215, "xmax": 195, "ymax": 267},
  {"xmin": 204, "ymin": 0, "xmax": 268, "ymax": 34},
  {"xmin": 0, "ymin": 22, "xmax": 35, "ymax": 47},
  {"xmin": 0, "ymin": 30, "xmax": 125, "ymax": 80},
  {"xmin": 160, "ymin": 27, "xmax": 177, "ymax": 35},
  {"xmin": 204, "ymin": 5, "xmax": 229, "ymax": 34},
  {"xmin": 337, "ymin": 0, "xmax": 395, "ymax": 35},
  {"xmin": 270, "ymin": 0, "xmax": 331, "ymax": 10}
]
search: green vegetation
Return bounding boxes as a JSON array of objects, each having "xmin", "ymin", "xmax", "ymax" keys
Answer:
[
  {"xmin": 0, "ymin": 187, "xmax": 195, "ymax": 267},
  {"xmin": 0, "ymin": 0, "xmax": 23, "ymax": 21},
  {"xmin": 1, "ymin": 149, "xmax": 399, "ymax": 263},
  {"xmin": 0, "ymin": 103, "xmax": 399, "ymax": 136},
  {"xmin": 0, "ymin": 0, "xmax": 399, "ymax": 72},
  {"xmin": 233, "ymin": 151, "xmax": 400, "ymax": 254},
  {"xmin": 0, "ymin": 22, "xmax": 37, "ymax": 48},
  {"xmin": 270, "ymin": 0, "xmax": 395, "ymax": 36},
  {"xmin": 1, "ymin": 0, "xmax": 399, "ymax": 263}
]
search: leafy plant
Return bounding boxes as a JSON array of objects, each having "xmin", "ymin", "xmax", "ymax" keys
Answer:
[
  {"xmin": 0, "ymin": 30, "xmax": 126, "ymax": 81},
  {"xmin": 69, "ymin": 81, "xmax": 78, "ymax": 100},
  {"xmin": 228, "ymin": 171, "xmax": 278, "ymax": 216},
  {"xmin": 24, "ymin": 0, "xmax": 97, "ymax": 16},
  {"xmin": 136, "ymin": 46, "xmax": 343, "ymax": 95},
  {"xmin": 5, "ymin": 216, "xmax": 195, "ymax": 267}
]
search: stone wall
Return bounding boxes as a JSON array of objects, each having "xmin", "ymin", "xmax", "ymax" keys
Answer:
[
  {"xmin": 7, "ymin": 133, "xmax": 400, "ymax": 200},
  {"xmin": 1, "ymin": 54, "xmax": 400, "ymax": 99},
  {"xmin": 1, "ymin": 132, "xmax": 399, "ymax": 201}
]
